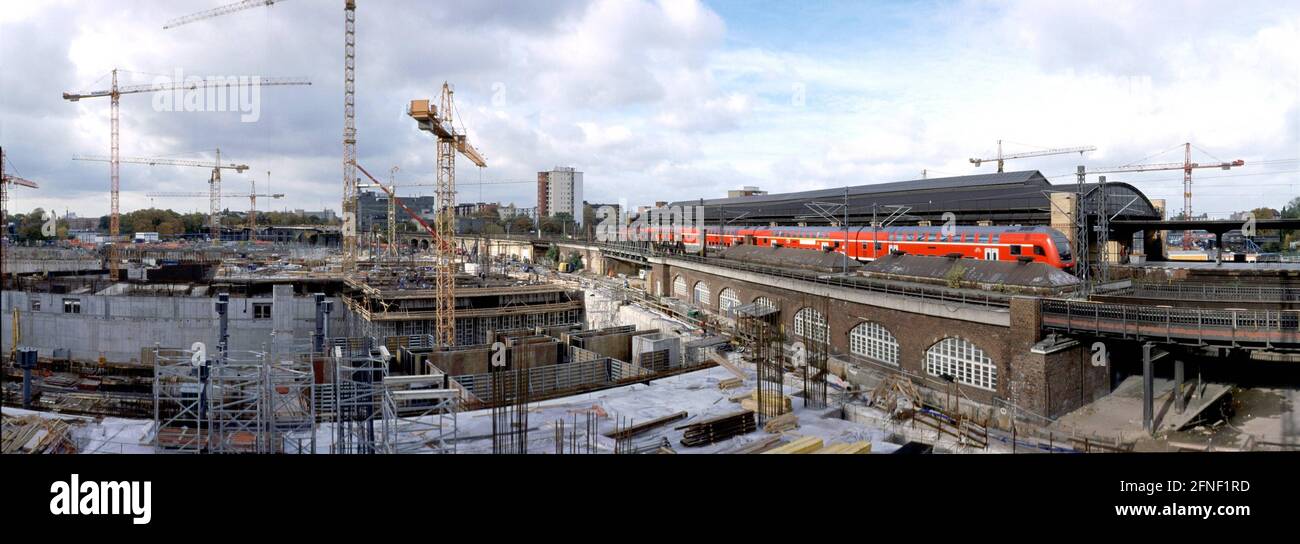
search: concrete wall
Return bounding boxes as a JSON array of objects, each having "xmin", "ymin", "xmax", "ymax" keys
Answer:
[{"xmin": 2, "ymin": 287, "xmax": 344, "ymax": 363}]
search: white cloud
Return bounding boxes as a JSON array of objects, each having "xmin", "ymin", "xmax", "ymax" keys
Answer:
[{"xmin": 2, "ymin": 0, "xmax": 1297, "ymax": 218}]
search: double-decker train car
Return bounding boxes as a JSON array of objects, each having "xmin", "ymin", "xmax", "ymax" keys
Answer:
[{"xmin": 649, "ymin": 224, "xmax": 1074, "ymax": 269}]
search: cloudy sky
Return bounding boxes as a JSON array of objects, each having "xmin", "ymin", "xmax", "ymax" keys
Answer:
[{"xmin": 2, "ymin": 0, "xmax": 1297, "ymax": 219}]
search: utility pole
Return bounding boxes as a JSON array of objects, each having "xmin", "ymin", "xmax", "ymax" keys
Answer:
[
  {"xmin": 1075, "ymin": 165, "xmax": 1089, "ymax": 292},
  {"xmin": 842, "ymin": 187, "xmax": 849, "ymax": 275}
]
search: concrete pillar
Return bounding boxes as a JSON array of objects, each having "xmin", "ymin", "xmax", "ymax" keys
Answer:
[
  {"xmin": 1142, "ymin": 342, "xmax": 1155, "ymax": 433},
  {"xmin": 1215, "ymin": 232, "xmax": 1224, "ymax": 265},
  {"xmin": 1175, "ymin": 358, "xmax": 1186, "ymax": 414},
  {"xmin": 272, "ymin": 284, "xmax": 296, "ymax": 349}
]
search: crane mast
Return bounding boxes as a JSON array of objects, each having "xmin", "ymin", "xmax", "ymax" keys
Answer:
[
  {"xmin": 1086, "ymin": 143, "xmax": 1243, "ymax": 249},
  {"xmin": 409, "ymin": 84, "xmax": 488, "ymax": 346},
  {"xmin": 342, "ymin": 0, "xmax": 359, "ymax": 270},
  {"xmin": 1, "ymin": 147, "xmax": 41, "ymax": 292},
  {"xmin": 64, "ymin": 71, "xmax": 308, "ymax": 275}
]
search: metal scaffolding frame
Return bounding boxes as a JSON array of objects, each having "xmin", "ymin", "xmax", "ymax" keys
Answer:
[
  {"xmin": 265, "ymin": 354, "xmax": 318, "ymax": 454},
  {"xmin": 152, "ymin": 348, "xmax": 209, "ymax": 453},
  {"xmin": 208, "ymin": 351, "xmax": 267, "ymax": 454},
  {"xmin": 329, "ymin": 337, "xmax": 389, "ymax": 454},
  {"xmin": 153, "ymin": 345, "xmax": 320, "ymax": 454},
  {"xmin": 381, "ymin": 373, "xmax": 458, "ymax": 454}
]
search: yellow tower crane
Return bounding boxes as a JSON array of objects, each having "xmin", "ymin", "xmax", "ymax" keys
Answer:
[{"xmin": 408, "ymin": 84, "xmax": 487, "ymax": 347}]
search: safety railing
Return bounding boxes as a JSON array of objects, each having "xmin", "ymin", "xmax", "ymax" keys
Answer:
[
  {"xmin": 1105, "ymin": 282, "xmax": 1300, "ymax": 302},
  {"xmin": 1041, "ymin": 298, "xmax": 1300, "ymax": 345}
]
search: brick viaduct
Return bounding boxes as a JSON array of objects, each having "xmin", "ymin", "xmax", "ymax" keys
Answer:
[{"xmin": 494, "ymin": 238, "xmax": 1110, "ymax": 418}]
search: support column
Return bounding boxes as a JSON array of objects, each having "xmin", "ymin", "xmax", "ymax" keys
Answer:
[
  {"xmin": 1175, "ymin": 358, "xmax": 1186, "ymax": 414},
  {"xmin": 1215, "ymin": 232, "xmax": 1224, "ymax": 265},
  {"xmin": 1142, "ymin": 342, "xmax": 1155, "ymax": 434}
]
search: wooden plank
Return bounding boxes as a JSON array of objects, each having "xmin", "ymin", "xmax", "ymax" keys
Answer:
[
  {"xmin": 709, "ymin": 352, "xmax": 748, "ymax": 381},
  {"xmin": 602, "ymin": 411, "xmax": 688, "ymax": 440},
  {"xmin": 762, "ymin": 436, "xmax": 823, "ymax": 454}
]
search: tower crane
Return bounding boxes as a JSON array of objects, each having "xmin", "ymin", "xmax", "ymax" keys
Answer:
[
  {"xmin": 1086, "ymin": 143, "xmax": 1243, "ymax": 249},
  {"xmin": 63, "ymin": 71, "xmax": 309, "ymax": 277},
  {"xmin": 1, "ymin": 147, "xmax": 41, "ymax": 291},
  {"xmin": 146, "ymin": 180, "xmax": 284, "ymax": 242},
  {"xmin": 73, "ymin": 150, "xmax": 250, "ymax": 245},
  {"xmin": 161, "ymin": 1, "xmax": 360, "ymax": 271},
  {"xmin": 970, "ymin": 140, "xmax": 1097, "ymax": 172},
  {"xmin": 409, "ymin": 83, "xmax": 488, "ymax": 346}
]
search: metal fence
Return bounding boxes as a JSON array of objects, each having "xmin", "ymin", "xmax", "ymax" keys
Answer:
[
  {"xmin": 1106, "ymin": 282, "xmax": 1300, "ymax": 302},
  {"xmin": 1041, "ymin": 298, "xmax": 1300, "ymax": 346}
]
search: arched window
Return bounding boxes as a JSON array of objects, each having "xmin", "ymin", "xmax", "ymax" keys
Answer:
[
  {"xmin": 718, "ymin": 288, "xmax": 740, "ymax": 315},
  {"xmin": 793, "ymin": 307, "xmax": 828, "ymax": 345},
  {"xmin": 850, "ymin": 321, "xmax": 899, "ymax": 366},
  {"xmin": 693, "ymin": 281, "xmax": 710, "ymax": 306},
  {"xmin": 673, "ymin": 275, "xmax": 687, "ymax": 298},
  {"xmin": 753, "ymin": 296, "xmax": 778, "ymax": 313},
  {"xmin": 925, "ymin": 337, "xmax": 997, "ymax": 391}
]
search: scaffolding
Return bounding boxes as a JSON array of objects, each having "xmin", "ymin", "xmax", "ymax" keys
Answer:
[
  {"xmin": 329, "ymin": 337, "xmax": 388, "ymax": 454},
  {"xmin": 381, "ymin": 373, "xmax": 457, "ymax": 454},
  {"xmin": 152, "ymin": 346, "xmax": 319, "ymax": 454},
  {"xmin": 208, "ymin": 351, "xmax": 267, "ymax": 454},
  {"xmin": 265, "ymin": 354, "xmax": 318, "ymax": 454},
  {"xmin": 153, "ymin": 348, "xmax": 209, "ymax": 453}
]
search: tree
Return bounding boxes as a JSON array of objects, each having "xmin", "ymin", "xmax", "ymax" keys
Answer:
[
  {"xmin": 509, "ymin": 215, "xmax": 534, "ymax": 234},
  {"xmin": 17, "ymin": 207, "xmax": 50, "ymax": 240}
]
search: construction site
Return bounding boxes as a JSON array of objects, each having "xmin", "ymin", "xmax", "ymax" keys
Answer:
[{"xmin": 3, "ymin": 0, "xmax": 1300, "ymax": 460}]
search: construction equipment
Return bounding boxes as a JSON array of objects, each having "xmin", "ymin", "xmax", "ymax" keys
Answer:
[
  {"xmin": 355, "ymin": 162, "xmax": 449, "ymax": 254},
  {"xmin": 1085, "ymin": 143, "xmax": 1244, "ymax": 249},
  {"xmin": 63, "ymin": 71, "xmax": 309, "ymax": 276},
  {"xmin": 970, "ymin": 140, "xmax": 1096, "ymax": 173},
  {"xmin": 408, "ymin": 84, "xmax": 488, "ymax": 347},
  {"xmin": 163, "ymin": 0, "xmax": 287, "ymax": 29},
  {"xmin": 342, "ymin": 0, "xmax": 359, "ymax": 271},
  {"xmin": 74, "ymin": 150, "xmax": 250, "ymax": 245},
  {"xmin": 145, "ymin": 178, "xmax": 285, "ymax": 242},
  {"xmin": 1, "ymin": 146, "xmax": 40, "ymax": 291}
]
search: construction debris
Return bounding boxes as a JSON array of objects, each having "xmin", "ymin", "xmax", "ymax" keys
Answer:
[
  {"xmin": 717, "ymin": 377, "xmax": 744, "ymax": 390},
  {"xmin": 2, "ymin": 414, "xmax": 80, "ymax": 454},
  {"xmin": 677, "ymin": 410, "xmax": 756, "ymax": 447},
  {"xmin": 762, "ymin": 435, "xmax": 824, "ymax": 454},
  {"xmin": 763, "ymin": 412, "xmax": 799, "ymax": 434},
  {"xmin": 870, "ymin": 374, "xmax": 921, "ymax": 419}
]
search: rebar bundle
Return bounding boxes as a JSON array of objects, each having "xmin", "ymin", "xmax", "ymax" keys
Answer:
[{"xmin": 491, "ymin": 360, "xmax": 530, "ymax": 454}]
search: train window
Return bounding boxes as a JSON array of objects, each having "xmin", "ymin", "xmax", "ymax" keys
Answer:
[
  {"xmin": 977, "ymin": 234, "xmax": 987, "ymax": 243},
  {"xmin": 1033, "ymin": 246, "xmax": 1046, "ymax": 256},
  {"xmin": 875, "ymin": 242, "xmax": 882, "ymax": 251},
  {"xmin": 1010, "ymin": 245, "xmax": 1021, "ymax": 256}
]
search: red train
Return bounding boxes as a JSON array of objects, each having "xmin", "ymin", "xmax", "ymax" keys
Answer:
[{"xmin": 648, "ymin": 225, "xmax": 1075, "ymax": 269}]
